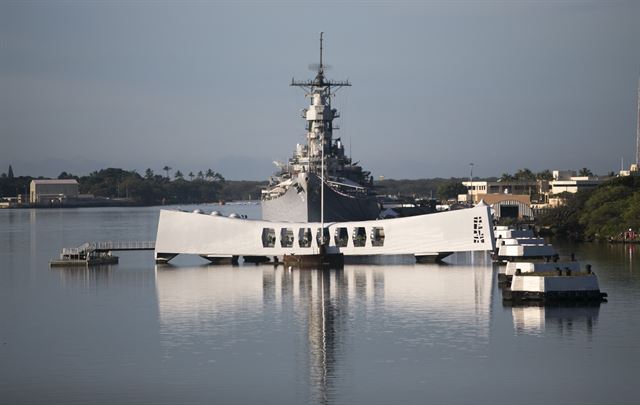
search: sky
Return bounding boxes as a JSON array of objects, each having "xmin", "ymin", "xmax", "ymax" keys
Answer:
[{"xmin": 1, "ymin": 0, "xmax": 639, "ymax": 180}]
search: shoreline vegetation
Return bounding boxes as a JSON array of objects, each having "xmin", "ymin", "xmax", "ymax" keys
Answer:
[
  {"xmin": 2, "ymin": 167, "xmax": 639, "ymax": 241},
  {"xmin": 537, "ymin": 175, "xmax": 640, "ymax": 242},
  {"xmin": 0, "ymin": 168, "xmax": 268, "ymax": 205}
]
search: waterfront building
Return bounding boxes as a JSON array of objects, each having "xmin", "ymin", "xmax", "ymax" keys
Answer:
[
  {"xmin": 462, "ymin": 180, "xmax": 547, "ymax": 204},
  {"xmin": 462, "ymin": 169, "xmax": 611, "ymax": 213},
  {"xmin": 29, "ymin": 179, "xmax": 79, "ymax": 204},
  {"xmin": 548, "ymin": 170, "xmax": 608, "ymax": 194},
  {"xmin": 619, "ymin": 163, "xmax": 639, "ymax": 177},
  {"xmin": 463, "ymin": 169, "xmax": 610, "ymax": 207}
]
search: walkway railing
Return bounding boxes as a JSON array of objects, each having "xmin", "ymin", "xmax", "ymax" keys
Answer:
[{"xmin": 61, "ymin": 240, "xmax": 155, "ymax": 256}]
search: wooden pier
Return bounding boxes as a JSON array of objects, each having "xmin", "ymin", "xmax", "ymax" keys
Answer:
[{"xmin": 50, "ymin": 240, "xmax": 155, "ymax": 267}]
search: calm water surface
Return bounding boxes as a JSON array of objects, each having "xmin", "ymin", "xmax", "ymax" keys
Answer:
[{"xmin": 1, "ymin": 205, "xmax": 639, "ymax": 404}]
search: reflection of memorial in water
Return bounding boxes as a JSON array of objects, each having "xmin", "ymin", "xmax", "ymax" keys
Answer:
[
  {"xmin": 155, "ymin": 260, "xmax": 494, "ymax": 402},
  {"xmin": 379, "ymin": 264, "xmax": 493, "ymax": 351},
  {"xmin": 508, "ymin": 302, "xmax": 601, "ymax": 337},
  {"xmin": 263, "ymin": 263, "xmax": 493, "ymax": 403},
  {"xmin": 262, "ymin": 267, "xmax": 390, "ymax": 403},
  {"xmin": 155, "ymin": 265, "xmax": 265, "ymax": 351}
]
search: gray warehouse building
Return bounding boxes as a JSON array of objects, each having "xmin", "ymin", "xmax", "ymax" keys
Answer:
[{"xmin": 30, "ymin": 179, "xmax": 79, "ymax": 204}]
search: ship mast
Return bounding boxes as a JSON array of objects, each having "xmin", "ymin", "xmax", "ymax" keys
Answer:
[
  {"xmin": 291, "ymin": 32, "xmax": 351, "ymax": 177},
  {"xmin": 320, "ymin": 33, "xmax": 325, "ymax": 231},
  {"xmin": 290, "ymin": 33, "xmax": 351, "ymax": 90},
  {"xmin": 291, "ymin": 32, "xmax": 351, "ymax": 232}
]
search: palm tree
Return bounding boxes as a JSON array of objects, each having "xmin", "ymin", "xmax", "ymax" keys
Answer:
[
  {"xmin": 536, "ymin": 169, "xmax": 553, "ymax": 181},
  {"xmin": 206, "ymin": 169, "xmax": 214, "ymax": 180},
  {"xmin": 162, "ymin": 166, "xmax": 172, "ymax": 179},
  {"xmin": 197, "ymin": 171, "xmax": 204, "ymax": 179},
  {"xmin": 579, "ymin": 167, "xmax": 593, "ymax": 177},
  {"xmin": 514, "ymin": 168, "xmax": 535, "ymax": 181},
  {"xmin": 188, "ymin": 171, "xmax": 195, "ymax": 181},
  {"xmin": 145, "ymin": 168, "xmax": 154, "ymax": 179},
  {"xmin": 175, "ymin": 170, "xmax": 184, "ymax": 180},
  {"xmin": 500, "ymin": 173, "xmax": 514, "ymax": 182}
]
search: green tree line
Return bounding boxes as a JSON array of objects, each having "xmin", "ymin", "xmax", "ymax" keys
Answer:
[
  {"xmin": 374, "ymin": 178, "xmax": 468, "ymax": 200},
  {"xmin": 74, "ymin": 168, "xmax": 267, "ymax": 204},
  {"xmin": 537, "ymin": 175, "xmax": 640, "ymax": 240},
  {"xmin": 1, "ymin": 168, "xmax": 476, "ymax": 203},
  {"xmin": 0, "ymin": 167, "xmax": 267, "ymax": 204}
]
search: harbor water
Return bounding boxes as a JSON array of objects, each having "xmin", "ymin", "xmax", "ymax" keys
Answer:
[{"xmin": 1, "ymin": 204, "xmax": 639, "ymax": 404}]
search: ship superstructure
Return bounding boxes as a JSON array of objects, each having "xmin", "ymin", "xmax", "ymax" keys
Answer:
[{"xmin": 261, "ymin": 33, "xmax": 379, "ymax": 222}]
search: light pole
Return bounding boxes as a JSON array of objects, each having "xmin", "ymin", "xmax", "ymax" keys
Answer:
[{"xmin": 468, "ymin": 163, "xmax": 474, "ymax": 201}]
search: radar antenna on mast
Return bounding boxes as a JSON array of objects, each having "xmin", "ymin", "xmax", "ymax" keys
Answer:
[{"xmin": 291, "ymin": 32, "xmax": 351, "ymax": 91}]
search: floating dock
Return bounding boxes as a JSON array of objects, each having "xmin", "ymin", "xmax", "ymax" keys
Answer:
[{"xmin": 50, "ymin": 241, "xmax": 155, "ymax": 267}]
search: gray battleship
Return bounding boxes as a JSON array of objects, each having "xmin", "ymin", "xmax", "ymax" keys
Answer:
[{"xmin": 261, "ymin": 34, "xmax": 380, "ymax": 222}]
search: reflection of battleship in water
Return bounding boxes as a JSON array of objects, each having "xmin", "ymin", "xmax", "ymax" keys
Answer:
[
  {"xmin": 263, "ymin": 265, "xmax": 493, "ymax": 403},
  {"xmin": 261, "ymin": 267, "xmax": 354, "ymax": 403},
  {"xmin": 280, "ymin": 269, "xmax": 350, "ymax": 403},
  {"xmin": 153, "ymin": 262, "xmax": 493, "ymax": 402}
]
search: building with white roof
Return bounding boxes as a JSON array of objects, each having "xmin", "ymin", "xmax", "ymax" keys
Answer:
[{"xmin": 548, "ymin": 170, "xmax": 607, "ymax": 194}]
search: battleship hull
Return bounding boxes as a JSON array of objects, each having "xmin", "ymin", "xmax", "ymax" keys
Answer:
[{"xmin": 262, "ymin": 174, "xmax": 379, "ymax": 222}]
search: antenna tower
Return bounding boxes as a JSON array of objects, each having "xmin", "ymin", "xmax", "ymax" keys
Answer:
[{"xmin": 636, "ymin": 77, "xmax": 640, "ymax": 166}]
